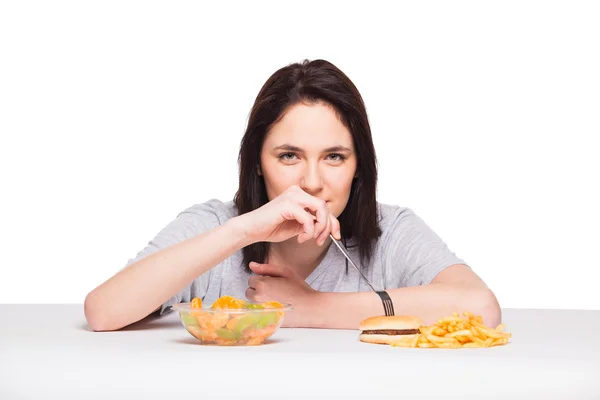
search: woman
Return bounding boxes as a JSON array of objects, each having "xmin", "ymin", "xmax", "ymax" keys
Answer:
[{"xmin": 84, "ymin": 59, "xmax": 501, "ymax": 332}]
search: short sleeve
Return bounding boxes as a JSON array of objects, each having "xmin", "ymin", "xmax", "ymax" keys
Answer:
[
  {"xmin": 122, "ymin": 199, "xmax": 226, "ymax": 314},
  {"xmin": 381, "ymin": 207, "xmax": 468, "ymax": 288}
]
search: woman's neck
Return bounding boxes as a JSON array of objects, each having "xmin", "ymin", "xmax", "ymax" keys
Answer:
[{"xmin": 268, "ymin": 237, "xmax": 332, "ymax": 280}]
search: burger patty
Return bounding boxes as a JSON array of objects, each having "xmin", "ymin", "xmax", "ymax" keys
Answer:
[{"xmin": 362, "ymin": 329, "xmax": 420, "ymax": 335}]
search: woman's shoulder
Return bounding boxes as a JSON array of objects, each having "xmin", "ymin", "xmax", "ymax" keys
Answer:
[{"xmin": 376, "ymin": 201, "xmax": 416, "ymax": 231}]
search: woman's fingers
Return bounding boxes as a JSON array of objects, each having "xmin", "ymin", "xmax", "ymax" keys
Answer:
[
  {"xmin": 289, "ymin": 203, "xmax": 315, "ymax": 243},
  {"xmin": 316, "ymin": 212, "xmax": 331, "ymax": 246},
  {"xmin": 314, "ymin": 200, "xmax": 329, "ymax": 241},
  {"xmin": 292, "ymin": 191, "xmax": 329, "ymax": 234},
  {"xmin": 245, "ymin": 287, "xmax": 257, "ymax": 302},
  {"xmin": 331, "ymin": 215, "xmax": 341, "ymax": 240},
  {"xmin": 248, "ymin": 275, "xmax": 262, "ymax": 290},
  {"xmin": 279, "ymin": 186, "xmax": 342, "ymax": 244}
]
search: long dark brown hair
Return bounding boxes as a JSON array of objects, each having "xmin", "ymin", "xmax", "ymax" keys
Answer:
[{"xmin": 234, "ymin": 59, "xmax": 381, "ymax": 273}]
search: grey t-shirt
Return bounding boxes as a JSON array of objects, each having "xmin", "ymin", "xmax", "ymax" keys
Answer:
[{"xmin": 125, "ymin": 199, "xmax": 468, "ymax": 315}]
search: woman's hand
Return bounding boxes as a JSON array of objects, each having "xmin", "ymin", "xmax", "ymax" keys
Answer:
[
  {"xmin": 245, "ymin": 262, "xmax": 321, "ymax": 327},
  {"xmin": 235, "ymin": 185, "xmax": 341, "ymax": 245}
]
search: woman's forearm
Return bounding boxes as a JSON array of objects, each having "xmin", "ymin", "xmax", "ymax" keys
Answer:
[
  {"xmin": 309, "ymin": 284, "xmax": 501, "ymax": 330},
  {"xmin": 84, "ymin": 217, "xmax": 251, "ymax": 332}
]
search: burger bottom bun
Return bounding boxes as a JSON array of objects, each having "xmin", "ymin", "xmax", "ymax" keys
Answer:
[{"xmin": 359, "ymin": 333, "xmax": 419, "ymax": 345}]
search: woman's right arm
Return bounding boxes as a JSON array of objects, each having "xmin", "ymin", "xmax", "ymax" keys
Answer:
[
  {"xmin": 84, "ymin": 185, "xmax": 339, "ymax": 332},
  {"xmin": 84, "ymin": 217, "xmax": 251, "ymax": 332}
]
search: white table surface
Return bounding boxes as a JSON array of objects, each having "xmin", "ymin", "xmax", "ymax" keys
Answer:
[{"xmin": 1, "ymin": 305, "xmax": 599, "ymax": 399}]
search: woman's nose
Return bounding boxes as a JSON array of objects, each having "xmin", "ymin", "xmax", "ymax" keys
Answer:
[{"xmin": 300, "ymin": 165, "xmax": 324, "ymax": 194}]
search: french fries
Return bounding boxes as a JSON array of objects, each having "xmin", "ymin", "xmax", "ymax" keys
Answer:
[{"xmin": 391, "ymin": 311, "xmax": 511, "ymax": 349}]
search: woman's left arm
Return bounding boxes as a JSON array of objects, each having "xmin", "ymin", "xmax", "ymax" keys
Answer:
[
  {"xmin": 247, "ymin": 262, "xmax": 501, "ymax": 330},
  {"xmin": 308, "ymin": 264, "xmax": 501, "ymax": 330}
]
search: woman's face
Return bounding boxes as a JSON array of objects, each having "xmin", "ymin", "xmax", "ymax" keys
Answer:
[{"xmin": 259, "ymin": 101, "xmax": 357, "ymax": 218}]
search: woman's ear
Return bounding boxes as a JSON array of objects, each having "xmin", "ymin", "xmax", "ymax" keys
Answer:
[{"xmin": 257, "ymin": 165, "xmax": 263, "ymax": 176}]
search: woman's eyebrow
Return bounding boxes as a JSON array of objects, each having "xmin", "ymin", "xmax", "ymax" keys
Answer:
[
  {"xmin": 273, "ymin": 144, "xmax": 303, "ymax": 152},
  {"xmin": 323, "ymin": 145, "xmax": 352, "ymax": 153},
  {"xmin": 273, "ymin": 144, "xmax": 353, "ymax": 152}
]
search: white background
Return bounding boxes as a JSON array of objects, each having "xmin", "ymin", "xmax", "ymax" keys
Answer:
[{"xmin": 1, "ymin": 1, "xmax": 598, "ymax": 309}]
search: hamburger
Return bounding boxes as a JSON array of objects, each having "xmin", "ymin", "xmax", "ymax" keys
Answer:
[{"xmin": 359, "ymin": 315, "xmax": 424, "ymax": 345}]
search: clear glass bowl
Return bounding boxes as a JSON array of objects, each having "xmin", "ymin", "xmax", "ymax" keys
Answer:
[{"xmin": 172, "ymin": 303, "xmax": 293, "ymax": 346}]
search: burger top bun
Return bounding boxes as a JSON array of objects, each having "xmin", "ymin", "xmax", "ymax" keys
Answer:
[{"xmin": 359, "ymin": 315, "xmax": 424, "ymax": 331}]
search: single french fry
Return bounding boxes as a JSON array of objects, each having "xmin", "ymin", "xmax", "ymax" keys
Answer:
[
  {"xmin": 470, "ymin": 320, "xmax": 486, "ymax": 328},
  {"xmin": 434, "ymin": 339, "xmax": 461, "ymax": 349},
  {"xmin": 446, "ymin": 329, "xmax": 473, "ymax": 338},
  {"xmin": 418, "ymin": 343, "xmax": 435, "ymax": 348},
  {"xmin": 462, "ymin": 342, "xmax": 483, "ymax": 348},
  {"xmin": 427, "ymin": 334, "xmax": 457, "ymax": 344},
  {"xmin": 495, "ymin": 323, "xmax": 505, "ymax": 332},
  {"xmin": 410, "ymin": 334, "xmax": 420, "ymax": 347},
  {"xmin": 476, "ymin": 326, "xmax": 505, "ymax": 339},
  {"xmin": 420, "ymin": 326, "xmax": 435, "ymax": 335},
  {"xmin": 460, "ymin": 336, "xmax": 473, "ymax": 343},
  {"xmin": 468, "ymin": 335, "xmax": 487, "ymax": 345},
  {"xmin": 425, "ymin": 334, "xmax": 448, "ymax": 343},
  {"xmin": 491, "ymin": 337, "xmax": 510, "ymax": 346},
  {"xmin": 434, "ymin": 328, "xmax": 448, "ymax": 336},
  {"xmin": 470, "ymin": 326, "xmax": 485, "ymax": 340}
]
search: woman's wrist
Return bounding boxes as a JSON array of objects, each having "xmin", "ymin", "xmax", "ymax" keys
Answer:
[
  {"xmin": 303, "ymin": 291, "xmax": 385, "ymax": 329},
  {"xmin": 224, "ymin": 215, "xmax": 256, "ymax": 249},
  {"xmin": 283, "ymin": 291, "xmax": 328, "ymax": 328},
  {"xmin": 307, "ymin": 291, "xmax": 333, "ymax": 328}
]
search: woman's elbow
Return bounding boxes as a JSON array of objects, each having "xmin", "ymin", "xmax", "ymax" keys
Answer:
[
  {"xmin": 84, "ymin": 291, "xmax": 117, "ymax": 332},
  {"xmin": 475, "ymin": 288, "xmax": 502, "ymax": 328}
]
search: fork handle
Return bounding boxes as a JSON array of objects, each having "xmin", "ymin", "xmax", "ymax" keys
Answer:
[{"xmin": 376, "ymin": 291, "xmax": 395, "ymax": 316}]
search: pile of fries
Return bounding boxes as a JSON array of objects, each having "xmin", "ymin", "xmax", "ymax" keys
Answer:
[{"xmin": 391, "ymin": 312, "xmax": 511, "ymax": 349}]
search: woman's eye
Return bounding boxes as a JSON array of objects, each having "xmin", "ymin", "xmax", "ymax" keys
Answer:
[
  {"xmin": 327, "ymin": 153, "xmax": 346, "ymax": 161},
  {"xmin": 279, "ymin": 152, "xmax": 298, "ymax": 160}
]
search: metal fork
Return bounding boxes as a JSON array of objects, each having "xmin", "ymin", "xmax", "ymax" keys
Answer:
[
  {"xmin": 329, "ymin": 234, "xmax": 395, "ymax": 316},
  {"xmin": 329, "ymin": 234, "xmax": 377, "ymax": 291}
]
